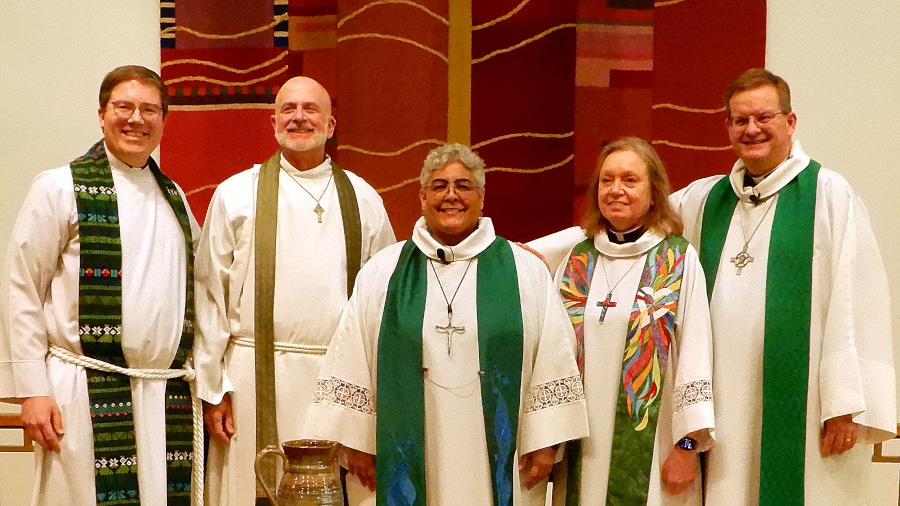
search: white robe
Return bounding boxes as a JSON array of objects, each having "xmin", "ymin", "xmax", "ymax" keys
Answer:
[
  {"xmin": 0, "ymin": 148, "xmax": 198, "ymax": 506},
  {"xmin": 528, "ymin": 228, "xmax": 715, "ymax": 505},
  {"xmin": 304, "ymin": 217, "xmax": 590, "ymax": 506},
  {"xmin": 670, "ymin": 140, "xmax": 897, "ymax": 505},
  {"xmin": 193, "ymin": 155, "xmax": 395, "ymax": 505}
]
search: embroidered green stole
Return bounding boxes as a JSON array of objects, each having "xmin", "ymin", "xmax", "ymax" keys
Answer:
[
  {"xmin": 253, "ymin": 151, "xmax": 362, "ymax": 496},
  {"xmin": 71, "ymin": 140, "xmax": 195, "ymax": 505},
  {"xmin": 699, "ymin": 161, "xmax": 819, "ymax": 505},
  {"xmin": 375, "ymin": 238, "xmax": 523, "ymax": 505},
  {"xmin": 559, "ymin": 235, "xmax": 688, "ymax": 505}
]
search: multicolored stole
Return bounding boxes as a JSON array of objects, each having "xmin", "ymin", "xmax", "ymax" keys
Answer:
[
  {"xmin": 699, "ymin": 161, "xmax": 819, "ymax": 505},
  {"xmin": 559, "ymin": 235, "xmax": 688, "ymax": 505},
  {"xmin": 71, "ymin": 140, "xmax": 195, "ymax": 505},
  {"xmin": 376, "ymin": 238, "xmax": 524, "ymax": 505},
  {"xmin": 253, "ymin": 151, "xmax": 362, "ymax": 499}
]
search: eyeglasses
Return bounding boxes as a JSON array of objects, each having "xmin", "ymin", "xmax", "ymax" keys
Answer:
[
  {"xmin": 424, "ymin": 179, "xmax": 481, "ymax": 196},
  {"xmin": 109, "ymin": 101, "xmax": 163, "ymax": 120},
  {"xmin": 727, "ymin": 111, "xmax": 786, "ymax": 129}
]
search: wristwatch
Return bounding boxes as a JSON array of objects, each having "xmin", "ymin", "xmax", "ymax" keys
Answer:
[{"xmin": 676, "ymin": 437, "xmax": 697, "ymax": 451}]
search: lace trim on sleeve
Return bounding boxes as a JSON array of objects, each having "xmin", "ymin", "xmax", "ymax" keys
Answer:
[
  {"xmin": 672, "ymin": 378, "xmax": 713, "ymax": 414},
  {"xmin": 525, "ymin": 375, "xmax": 585, "ymax": 413},
  {"xmin": 313, "ymin": 377, "xmax": 375, "ymax": 415}
]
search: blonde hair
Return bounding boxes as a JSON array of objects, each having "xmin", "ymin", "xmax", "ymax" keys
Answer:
[{"xmin": 582, "ymin": 137, "xmax": 683, "ymax": 238}]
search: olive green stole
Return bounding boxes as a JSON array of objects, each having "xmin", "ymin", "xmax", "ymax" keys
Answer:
[
  {"xmin": 253, "ymin": 151, "xmax": 362, "ymax": 498},
  {"xmin": 560, "ymin": 235, "xmax": 688, "ymax": 504},
  {"xmin": 71, "ymin": 140, "xmax": 195, "ymax": 505},
  {"xmin": 699, "ymin": 161, "xmax": 819, "ymax": 505},
  {"xmin": 375, "ymin": 237, "xmax": 524, "ymax": 505}
]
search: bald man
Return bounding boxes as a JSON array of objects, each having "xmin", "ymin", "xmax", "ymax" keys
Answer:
[{"xmin": 193, "ymin": 76, "xmax": 395, "ymax": 505}]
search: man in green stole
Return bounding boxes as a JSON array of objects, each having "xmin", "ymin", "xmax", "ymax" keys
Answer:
[
  {"xmin": 0, "ymin": 66, "xmax": 200, "ymax": 505},
  {"xmin": 671, "ymin": 69, "xmax": 896, "ymax": 505},
  {"xmin": 194, "ymin": 76, "xmax": 395, "ymax": 505},
  {"xmin": 304, "ymin": 144, "xmax": 588, "ymax": 505}
]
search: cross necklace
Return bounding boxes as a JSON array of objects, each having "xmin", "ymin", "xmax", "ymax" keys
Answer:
[
  {"xmin": 429, "ymin": 258, "xmax": 474, "ymax": 355},
  {"xmin": 286, "ymin": 170, "xmax": 333, "ymax": 223},
  {"xmin": 596, "ymin": 254, "xmax": 642, "ymax": 323},
  {"xmin": 731, "ymin": 198, "xmax": 775, "ymax": 275}
]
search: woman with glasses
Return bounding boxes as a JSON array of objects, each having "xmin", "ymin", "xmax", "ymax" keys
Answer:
[{"xmin": 528, "ymin": 137, "xmax": 715, "ymax": 505}]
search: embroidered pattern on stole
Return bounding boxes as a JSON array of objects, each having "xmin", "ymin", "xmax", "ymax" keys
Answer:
[{"xmin": 71, "ymin": 140, "xmax": 194, "ymax": 505}]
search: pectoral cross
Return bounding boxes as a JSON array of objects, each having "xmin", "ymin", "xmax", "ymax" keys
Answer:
[
  {"xmin": 435, "ymin": 304, "xmax": 465, "ymax": 355},
  {"xmin": 730, "ymin": 244, "xmax": 754, "ymax": 275},
  {"xmin": 597, "ymin": 292, "xmax": 617, "ymax": 323},
  {"xmin": 313, "ymin": 203, "xmax": 324, "ymax": 223}
]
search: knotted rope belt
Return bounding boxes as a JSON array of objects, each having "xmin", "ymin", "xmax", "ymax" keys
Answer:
[
  {"xmin": 49, "ymin": 345, "xmax": 205, "ymax": 506},
  {"xmin": 229, "ymin": 336, "xmax": 328, "ymax": 355}
]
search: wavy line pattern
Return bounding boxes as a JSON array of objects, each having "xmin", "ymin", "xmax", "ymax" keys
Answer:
[
  {"xmin": 473, "ymin": 23, "xmax": 576, "ymax": 64},
  {"xmin": 473, "ymin": 0, "xmax": 531, "ymax": 31},
  {"xmin": 339, "ymin": 0, "xmax": 448, "ymax": 28},
  {"xmin": 337, "ymin": 33, "xmax": 448, "ymax": 62},
  {"xmin": 376, "ymin": 175, "xmax": 421, "ymax": 194},
  {"xmin": 337, "ymin": 139, "xmax": 445, "ymax": 157},
  {"xmin": 165, "ymin": 66, "xmax": 288, "ymax": 86},
  {"xmin": 472, "ymin": 131, "xmax": 573, "ymax": 149},
  {"xmin": 652, "ymin": 103, "xmax": 725, "ymax": 114},
  {"xmin": 373, "ymin": 155, "xmax": 573, "ymax": 194},
  {"xmin": 486, "ymin": 154, "xmax": 573, "ymax": 174},
  {"xmin": 651, "ymin": 140, "xmax": 732, "ymax": 151},
  {"xmin": 162, "ymin": 51, "xmax": 288, "ymax": 74},
  {"xmin": 185, "ymin": 184, "xmax": 219, "ymax": 197},
  {"xmin": 160, "ymin": 13, "xmax": 289, "ymax": 40}
]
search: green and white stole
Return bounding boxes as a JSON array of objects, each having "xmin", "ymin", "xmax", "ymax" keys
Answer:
[
  {"xmin": 375, "ymin": 238, "xmax": 523, "ymax": 505},
  {"xmin": 71, "ymin": 140, "xmax": 195, "ymax": 505},
  {"xmin": 253, "ymin": 151, "xmax": 362, "ymax": 496},
  {"xmin": 559, "ymin": 235, "xmax": 688, "ymax": 505},
  {"xmin": 699, "ymin": 161, "xmax": 819, "ymax": 505}
]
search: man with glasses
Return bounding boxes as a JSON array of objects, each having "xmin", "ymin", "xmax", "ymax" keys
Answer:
[
  {"xmin": 192, "ymin": 75, "xmax": 395, "ymax": 505},
  {"xmin": 671, "ymin": 68, "xmax": 896, "ymax": 505},
  {"xmin": 304, "ymin": 144, "xmax": 588, "ymax": 505},
  {"xmin": 0, "ymin": 65, "xmax": 200, "ymax": 504}
]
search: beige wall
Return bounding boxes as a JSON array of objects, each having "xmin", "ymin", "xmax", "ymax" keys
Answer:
[{"xmin": 1, "ymin": 1, "xmax": 899, "ymax": 504}]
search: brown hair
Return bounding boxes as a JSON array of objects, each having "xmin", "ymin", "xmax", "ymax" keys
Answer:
[
  {"xmin": 582, "ymin": 137, "xmax": 683, "ymax": 238},
  {"xmin": 98, "ymin": 65, "xmax": 168, "ymax": 117},
  {"xmin": 724, "ymin": 68, "xmax": 792, "ymax": 117}
]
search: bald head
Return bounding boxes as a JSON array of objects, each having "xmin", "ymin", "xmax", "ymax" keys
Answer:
[{"xmin": 272, "ymin": 76, "xmax": 336, "ymax": 169}]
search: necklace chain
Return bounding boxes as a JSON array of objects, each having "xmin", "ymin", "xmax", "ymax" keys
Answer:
[
  {"xmin": 730, "ymin": 198, "xmax": 775, "ymax": 275},
  {"xmin": 285, "ymin": 169, "xmax": 333, "ymax": 223},
  {"xmin": 598, "ymin": 254, "xmax": 642, "ymax": 296},
  {"xmin": 429, "ymin": 258, "xmax": 474, "ymax": 354},
  {"xmin": 596, "ymin": 253, "xmax": 642, "ymax": 323}
]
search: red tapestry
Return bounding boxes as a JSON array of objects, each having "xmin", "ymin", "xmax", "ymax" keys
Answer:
[{"xmin": 160, "ymin": 0, "xmax": 765, "ymax": 241}]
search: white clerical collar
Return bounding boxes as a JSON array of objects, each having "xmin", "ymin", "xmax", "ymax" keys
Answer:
[
  {"xmin": 104, "ymin": 143, "xmax": 150, "ymax": 173},
  {"xmin": 279, "ymin": 154, "xmax": 332, "ymax": 179},
  {"xmin": 411, "ymin": 216, "xmax": 497, "ymax": 262},
  {"xmin": 593, "ymin": 228, "xmax": 665, "ymax": 258},
  {"xmin": 729, "ymin": 140, "xmax": 811, "ymax": 205}
]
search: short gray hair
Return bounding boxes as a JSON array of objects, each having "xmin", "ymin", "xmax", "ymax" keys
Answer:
[{"xmin": 419, "ymin": 144, "xmax": 486, "ymax": 187}]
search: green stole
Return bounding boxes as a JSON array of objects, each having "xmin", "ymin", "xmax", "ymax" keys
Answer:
[
  {"xmin": 559, "ymin": 235, "xmax": 688, "ymax": 505},
  {"xmin": 253, "ymin": 151, "xmax": 362, "ymax": 497},
  {"xmin": 699, "ymin": 161, "xmax": 819, "ymax": 505},
  {"xmin": 71, "ymin": 140, "xmax": 195, "ymax": 505},
  {"xmin": 375, "ymin": 237, "xmax": 524, "ymax": 505}
]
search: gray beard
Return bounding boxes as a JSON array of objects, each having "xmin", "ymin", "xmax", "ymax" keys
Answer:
[{"xmin": 275, "ymin": 130, "xmax": 327, "ymax": 153}]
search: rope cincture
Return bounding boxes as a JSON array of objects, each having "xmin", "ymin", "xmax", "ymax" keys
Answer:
[
  {"xmin": 49, "ymin": 345, "xmax": 206, "ymax": 506},
  {"xmin": 229, "ymin": 336, "xmax": 327, "ymax": 355}
]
